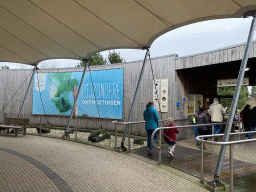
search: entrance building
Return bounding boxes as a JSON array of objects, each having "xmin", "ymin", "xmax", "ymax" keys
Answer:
[
  {"xmin": 176, "ymin": 42, "xmax": 256, "ymax": 118},
  {"xmin": 1, "ymin": 41, "xmax": 256, "ymax": 139}
]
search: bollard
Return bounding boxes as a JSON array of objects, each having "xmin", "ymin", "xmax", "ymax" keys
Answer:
[
  {"xmin": 230, "ymin": 144, "xmax": 234, "ymax": 192},
  {"xmin": 158, "ymin": 130, "xmax": 162, "ymax": 165},
  {"xmin": 114, "ymin": 122, "xmax": 117, "ymax": 150},
  {"xmin": 128, "ymin": 124, "xmax": 130, "ymax": 152},
  {"xmin": 212, "ymin": 125, "xmax": 214, "ymax": 152},
  {"xmin": 200, "ymin": 142, "xmax": 204, "ymax": 183}
]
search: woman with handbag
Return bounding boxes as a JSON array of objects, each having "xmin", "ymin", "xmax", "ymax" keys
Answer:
[{"xmin": 196, "ymin": 107, "xmax": 210, "ymax": 150}]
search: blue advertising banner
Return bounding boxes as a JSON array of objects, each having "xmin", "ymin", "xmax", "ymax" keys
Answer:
[{"xmin": 32, "ymin": 68, "xmax": 124, "ymax": 119}]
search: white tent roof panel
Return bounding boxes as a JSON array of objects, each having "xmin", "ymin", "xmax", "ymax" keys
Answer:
[
  {"xmin": 32, "ymin": 1, "xmax": 139, "ymax": 49},
  {"xmin": 0, "ymin": 0, "xmax": 256, "ymax": 65}
]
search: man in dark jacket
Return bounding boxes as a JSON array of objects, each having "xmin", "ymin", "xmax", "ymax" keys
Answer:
[
  {"xmin": 240, "ymin": 105, "xmax": 251, "ymax": 138},
  {"xmin": 249, "ymin": 106, "xmax": 256, "ymax": 139},
  {"xmin": 196, "ymin": 107, "xmax": 210, "ymax": 149}
]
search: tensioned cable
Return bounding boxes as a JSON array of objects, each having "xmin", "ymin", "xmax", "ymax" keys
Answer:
[
  {"xmin": 88, "ymin": 65, "xmax": 103, "ymax": 129},
  {"xmin": 0, "ymin": 68, "xmax": 35, "ymax": 115},
  {"xmin": 36, "ymin": 69, "xmax": 50, "ymax": 125},
  {"xmin": 27, "ymin": 0, "xmax": 101, "ymax": 50},
  {"xmin": 121, "ymin": 49, "xmax": 150, "ymax": 147},
  {"xmin": 148, "ymin": 52, "xmax": 164, "ymax": 127},
  {"xmin": 0, "ymin": 4, "xmax": 81, "ymax": 58},
  {"xmin": 37, "ymin": 68, "xmax": 103, "ymax": 129},
  {"xmin": 73, "ymin": 0, "xmax": 142, "ymax": 46},
  {"xmin": 0, "ymin": 27, "xmax": 48, "ymax": 57},
  {"xmin": 133, "ymin": 0, "xmax": 173, "ymax": 26},
  {"xmin": 0, "ymin": 45, "xmax": 31, "ymax": 64}
]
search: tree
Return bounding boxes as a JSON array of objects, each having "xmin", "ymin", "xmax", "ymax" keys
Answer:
[
  {"xmin": 217, "ymin": 86, "xmax": 249, "ymax": 110},
  {"xmin": 77, "ymin": 53, "xmax": 106, "ymax": 67},
  {"xmin": 250, "ymin": 86, "xmax": 256, "ymax": 97},
  {"xmin": 108, "ymin": 50, "xmax": 124, "ymax": 64},
  {"xmin": 1, "ymin": 65, "xmax": 9, "ymax": 69},
  {"xmin": 38, "ymin": 61, "xmax": 58, "ymax": 69}
]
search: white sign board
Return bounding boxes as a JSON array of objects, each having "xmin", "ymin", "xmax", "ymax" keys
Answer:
[
  {"xmin": 160, "ymin": 78, "xmax": 168, "ymax": 112},
  {"xmin": 152, "ymin": 78, "xmax": 169, "ymax": 112},
  {"xmin": 153, "ymin": 79, "xmax": 161, "ymax": 111},
  {"xmin": 217, "ymin": 78, "xmax": 249, "ymax": 87}
]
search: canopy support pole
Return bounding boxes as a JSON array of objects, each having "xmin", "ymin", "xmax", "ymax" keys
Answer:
[
  {"xmin": 212, "ymin": 13, "xmax": 256, "ymax": 185},
  {"xmin": 64, "ymin": 60, "xmax": 89, "ymax": 136},
  {"xmin": 120, "ymin": 47, "xmax": 150, "ymax": 149},
  {"xmin": 18, "ymin": 66, "xmax": 37, "ymax": 118}
]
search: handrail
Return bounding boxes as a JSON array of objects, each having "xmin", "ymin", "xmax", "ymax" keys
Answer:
[
  {"xmin": 195, "ymin": 131, "xmax": 256, "ymax": 192},
  {"xmin": 196, "ymin": 131, "xmax": 256, "ymax": 145},
  {"xmin": 149, "ymin": 121, "xmax": 252, "ymax": 192},
  {"xmin": 111, "ymin": 118, "xmax": 188, "ymax": 151},
  {"xmin": 150, "ymin": 121, "xmax": 240, "ymax": 192},
  {"xmin": 151, "ymin": 122, "xmax": 239, "ymax": 149},
  {"xmin": 112, "ymin": 118, "xmax": 188, "ymax": 125}
]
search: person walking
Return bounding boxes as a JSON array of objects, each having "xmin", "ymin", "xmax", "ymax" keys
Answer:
[
  {"xmin": 240, "ymin": 104, "xmax": 251, "ymax": 137},
  {"xmin": 143, "ymin": 101, "xmax": 159, "ymax": 155},
  {"xmin": 192, "ymin": 116, "xmax": 199, "ymax": 146},
  {"xmin": 208, "ymin": 98, "xmax": 225, "ymax": 141},
  {"xmin": 163, "ymin": 117, "xmax": 179, "ymax": 157},
  {"xmin": 196, "ymin": 107, "xmax": 210, "ymax": 150},
  {"xmin": 249, "ymin": 106, "xmax": 256, "ymax": 139}
]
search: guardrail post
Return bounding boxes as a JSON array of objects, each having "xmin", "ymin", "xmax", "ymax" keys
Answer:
[
  {"xmin": 230, "ymin": 144, "xmax": 234, "ymax": 192},
  {"xmin": 113, "ymin": 121, "xmax": 117, "ymax": 150},
  {"xmin": 128, "ymin": 124, "xmax": 130, "ymax": 152},
  {"xmin": 158, "ymin": 129, "xmax": 162, "ymax": 165},
  {"xmin": 39, "ymin": 115, "xmax": 42, "ymax": 136},
  {"xmin": 212, "ymin": 124, "xmax": 214, "ymax": 152},
  {"xmin": 200, "ymin": 142, "xmax": 204, "ymax": 183},
  {"xmin": 75, "ymin": 116, "xmax": 78, "ymax": 140}
]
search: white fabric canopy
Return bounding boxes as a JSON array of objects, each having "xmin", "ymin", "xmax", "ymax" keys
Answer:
[{"xmin": 0, "ymin": 0, "xmax": 255, "ymax": 65}]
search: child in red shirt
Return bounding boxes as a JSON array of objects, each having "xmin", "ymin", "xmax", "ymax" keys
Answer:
[{"xmin": 163, "ymin": 117, "xmax": 179, "ymax": 157}]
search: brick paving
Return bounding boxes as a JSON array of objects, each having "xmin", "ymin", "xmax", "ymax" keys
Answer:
[{"xmin": 0, "ymin": 135, "xmax": 209, "ymax": 192}]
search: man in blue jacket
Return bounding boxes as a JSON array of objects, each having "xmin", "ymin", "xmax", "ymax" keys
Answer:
[{"xmin": 143, "ymin": 101, "xmax": 159, "ymax": 155}]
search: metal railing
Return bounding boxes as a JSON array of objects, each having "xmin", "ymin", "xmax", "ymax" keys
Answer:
[
  {"xmin": 112, "ymin": 119, "xmax": 188, "ymax": 152},
  {"xmin": 113, "ymin": 120, "xmax": 246, "ymax": 191},
  {"xmin": 150, "ymin": 122, "xmax": 252, "ymax": 192},
  {"xmin": 196, "ymin": 131, "xmax": 256, "ymax": 192},
  {"xmin": 151, "ymin": 122, "xmax": 238, "ymax": 164}
]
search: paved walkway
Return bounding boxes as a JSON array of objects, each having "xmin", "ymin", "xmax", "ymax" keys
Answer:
[
  {"xmin": 0, "ymin": 135, "xmax": 209, "ymax": 192},
  {"xmin": 134, "ymin": 140, "xmax": 256, "ymax": 191},
  {"xmin": 177, "ymin": 136, "xmax": 256, "ymax": 192}
]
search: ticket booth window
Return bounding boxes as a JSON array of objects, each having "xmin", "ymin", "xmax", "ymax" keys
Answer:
[{"xmin": 188, "ymin": 94, "xmax": 203, "ymax": 114}]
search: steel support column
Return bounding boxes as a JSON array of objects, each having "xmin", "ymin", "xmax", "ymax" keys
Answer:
[
  {"xmin": 18, "ymin": 66, "xmax": 37, "ymax": 118},
  {"xmin": 120, "ymin": 48, "xmax": 150, "ymax": 148},
  {"xmin": 213, "ymin": 14, "xmax": 256, "ymax": 184},
  {"xmin": 65, "ymin": 60, "xmax": 88, "ymax": 135}
]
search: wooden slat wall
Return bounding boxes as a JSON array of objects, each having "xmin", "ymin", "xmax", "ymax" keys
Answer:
[
  {"xmin": 175, "ymin": 41, "xmax": 256, "ymax": 70},
  {"xmin": 0, "ymin": 55, "xmax": 189, "ymax": 138},
  {"xmin": 2, "ymin": 41, "xmax": 254, "ymax": 139},
  {"xmin": 0, "ymin": 69, "xmax": 33, "ymax": 121}
]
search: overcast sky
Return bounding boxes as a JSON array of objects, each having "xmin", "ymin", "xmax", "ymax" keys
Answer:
[{"xmin": 1, "ymin": 17, "xmax": 256, "ymax": 69}]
